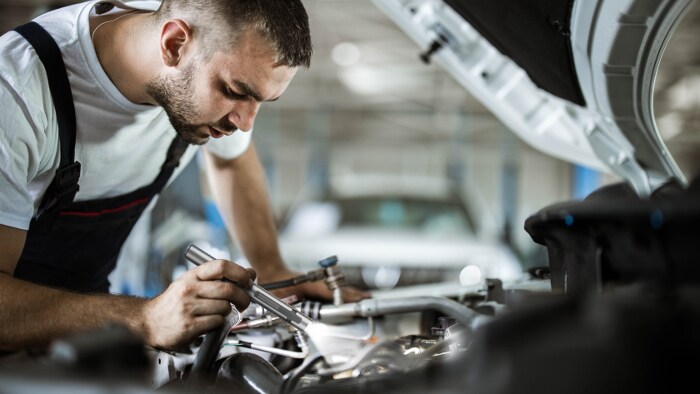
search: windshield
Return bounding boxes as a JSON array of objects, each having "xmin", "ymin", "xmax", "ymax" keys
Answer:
[{"xmin": 334, "ymin": 197, "xmax": 474, "ymax": 235}]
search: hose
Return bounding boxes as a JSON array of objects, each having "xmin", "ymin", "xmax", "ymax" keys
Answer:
[
  {"xmin": 260, "ymin": 269, "xmax": 326, "ymax": 290},
  {"xmin": 280, "ymin": 354, "xmax": 326, "ymax": 394},
  {"xmin": 261, "ymin": 275, "xmax": 311, "ymax": 290}
]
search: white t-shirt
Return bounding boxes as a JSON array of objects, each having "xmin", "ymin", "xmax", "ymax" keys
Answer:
[{"xmin": 0, "ymin": 0, "xmax": 252, "ymax": 230}]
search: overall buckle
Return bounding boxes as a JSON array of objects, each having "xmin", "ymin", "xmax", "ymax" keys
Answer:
[{"xmin": 36, "ymin": 161, "xmax": 81, "ymax": 219}]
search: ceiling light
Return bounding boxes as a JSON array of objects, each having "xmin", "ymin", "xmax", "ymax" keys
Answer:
[{"xmin": 332, "ymin": 42, "xmax": 361, "ymax": 67}]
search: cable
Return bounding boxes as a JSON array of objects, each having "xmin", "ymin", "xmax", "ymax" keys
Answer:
[
  {"xmin": 261, "ymin": 274, "xmax": 312, "ymax": 290},
  {"xmin": 222, "ymin": 338, "xmax": 309, "ymax": 359},
  {"xmin": 91, "ymin": 10, "xmax": 139, "ymax": 41},
  {"xmin": 260, "ymin": 268, "xmax": 327, "ymax": 290}
]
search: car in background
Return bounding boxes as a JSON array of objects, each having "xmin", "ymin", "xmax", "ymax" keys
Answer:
[{"xmin": 278, "ymin": 175, "xmax": 524, "ymax": 291}]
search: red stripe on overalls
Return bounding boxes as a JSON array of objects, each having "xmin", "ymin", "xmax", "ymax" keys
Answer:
[{"xmin": 58, "ymin": 197, "xmax": 150, "ymax": 217}]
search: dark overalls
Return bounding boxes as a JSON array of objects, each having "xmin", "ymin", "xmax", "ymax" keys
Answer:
[{"xmin": 11, "ymin": 22, "xmax": 188, "ymax": 293}]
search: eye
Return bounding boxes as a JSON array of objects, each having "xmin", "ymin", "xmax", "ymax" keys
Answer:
[{"xmin": 224, "ymin": 86, "xmax": 246, "ymax": 100}]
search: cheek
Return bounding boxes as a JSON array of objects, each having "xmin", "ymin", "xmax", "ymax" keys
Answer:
[
  {"xmin": 195, "ymin": 78, "xmax": 230, "ymax": 119},
  {"xmin": 188, "ymin": 86, "xmax": 219, "ymax": 120},
  {"xmin": 195, "ymin": 92, "xmax": 230, "ymax": 121}
]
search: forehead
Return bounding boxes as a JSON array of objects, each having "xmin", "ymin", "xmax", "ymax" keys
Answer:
[{"xmin": 205, "ymin": 29, "xmax": 297, "ymax": 90}]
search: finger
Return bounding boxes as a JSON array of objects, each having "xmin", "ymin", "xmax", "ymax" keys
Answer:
[
  {"xmin": 343, "ymin": 287, "xmax": 371, "ymax": 303},
  {"xmin": 196, "ymin": 281, "xmax": 251, "ymax": 310},
  {"xmin": 190, "ymin": 299, "xmax": 232, "ymax": 316},
  {"xmin": 246, "ymin": 267, "xmax": 257, "ymax": 281},
  {"xmin": 192, "ymin": 315, "xmax": 226, "ymax": 335},
  {"xmin": 231, "ymin": 296, "xmax": 251, "ymax": 313},
  {"xmin": 195, "ymin": 280, "xmax": 238, "ymax": 299},
  {"xmin": 194, "ymin": 259, "xmax": 254, "ymax": 287}
]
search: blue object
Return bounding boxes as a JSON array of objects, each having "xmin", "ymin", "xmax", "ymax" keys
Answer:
[
  {"xmin": 573, "ymin": 165, "xmax": 601, "ymax": 200},
  {"xmin": 564, "ymin": 214, "xmax": 574, "ymax": 227},
  {"xmin": 318, "ymin": 255, "xmax": 339, "ymax": 268}
]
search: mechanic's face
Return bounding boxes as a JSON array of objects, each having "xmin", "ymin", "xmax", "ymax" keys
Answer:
[{"xmin": 147, "ymin": 29, "xmax": 298, "ymax": 145}]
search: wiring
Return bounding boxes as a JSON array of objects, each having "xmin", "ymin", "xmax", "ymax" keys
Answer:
[{"xmin": 222, "ymin": 337, "xmax": 309, "ymax": 360}]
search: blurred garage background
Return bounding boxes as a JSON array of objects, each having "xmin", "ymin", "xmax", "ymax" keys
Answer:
[{"xmin": 1, "ymin": 0, "xmax": 698, "ymax": 296}]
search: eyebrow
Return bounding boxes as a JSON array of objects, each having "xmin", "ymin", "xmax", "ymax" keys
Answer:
[{"xmin": 232, "ymin": 80, "xmax": 281, "ymax": 102}]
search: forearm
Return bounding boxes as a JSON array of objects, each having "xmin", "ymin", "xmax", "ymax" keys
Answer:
[
  {"xmin": 202, "ymin": 147, "xmax": 370, "ymax": 303},
  {"xmin": 0, "ymin": 274, "xmax": 147, "ymax": 351},
  {"xmin": 204, "ymin": 144, "xmax": 287, "ymax": 278}
]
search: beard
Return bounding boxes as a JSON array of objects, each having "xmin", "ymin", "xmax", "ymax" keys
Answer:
[{"xmin": 145, "ymin": 62, "xmax": 237, "ymax": 145}]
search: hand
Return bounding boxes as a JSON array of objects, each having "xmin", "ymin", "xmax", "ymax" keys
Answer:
[
  {"xmin": 142, "ymin": 259, "xmax": 256, "ymax": 349},
  {"xmin": 259, "ymin": 269, "xmax": 371, "ymax": 304}
]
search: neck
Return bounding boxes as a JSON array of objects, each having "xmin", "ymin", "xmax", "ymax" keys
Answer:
[{"xmin": 91, "ymin": 12, "xmax": 160, "ymax": 105}]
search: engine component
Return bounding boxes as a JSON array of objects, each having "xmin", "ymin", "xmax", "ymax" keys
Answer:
[
  {"xmin": 313, "ymin": 296, "xmax": 476, "ymax": 327},
  {"xmin": 215, "ymin": 353, "xmax": 283, "ymax": 394},
  {"xmin": 318, "ymin": 256, "xmax": 347, "ymax": 306},
  {"xmin": 185, "ymin": 244, "xmax": 315, "ymax": 332}
]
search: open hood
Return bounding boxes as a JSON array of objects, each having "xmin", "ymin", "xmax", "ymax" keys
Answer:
[{"xmin": 373, "ymin": 0, "xmax": 694, "ymax": 196}]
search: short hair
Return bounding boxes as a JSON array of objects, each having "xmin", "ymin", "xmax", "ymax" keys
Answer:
[{"xmin": 155, "ymin": 0, "xmax": 313, "ymax": 68}]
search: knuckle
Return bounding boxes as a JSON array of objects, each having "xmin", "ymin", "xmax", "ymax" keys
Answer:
[
  {"xmin": 171, "ymin": 280, "xmax": 196, "ymax": 297},
  {"xmin": 212, "ymin": 260, "xmax": 227, "ymax": 278},
  {"xmin": 177, "ymin": 300, "xmax": 190, "ymax": 317},
  {"xmin": 210, "ymin": 281, "xmax": 231, "ymax": 299},
  {"xmin": 168, "ymin": 280, "xmax": 184, "ymax": 293},
  {"xmin": 179, "ymin": 283, "xmax": 196, "ymax": 297},
  {"xmin": 224, "ymin": 282, "xmax": 238, "ymax": 299}
]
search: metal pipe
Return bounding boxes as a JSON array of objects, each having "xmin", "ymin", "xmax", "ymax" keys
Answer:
[
  {"xmin": 318, "ymin": 296, "xmax": 476, "ymax": 327},
  {"xmin": 230, "ymin": 315, "xmax": 282, "ymax": 333},
  {"xmin": 332, "ymin": 288, "xmax": 343, "ymax": 306}
]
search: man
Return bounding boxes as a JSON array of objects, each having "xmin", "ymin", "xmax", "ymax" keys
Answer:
[{"xmin": 0, "ymin": 0, "xmax": 367, "ymax": 351}]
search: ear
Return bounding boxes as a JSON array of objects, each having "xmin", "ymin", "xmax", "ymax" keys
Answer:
[{"xmin": 159, "ymin": 19, "xmax": 193, "ymax": 67}]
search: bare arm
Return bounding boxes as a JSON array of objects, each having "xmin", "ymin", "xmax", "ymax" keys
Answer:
[
  {"xmin": 0, "ymin": 223, "xmax": 254, "ymax": 351},
  {"xmin": 203, "ymin": 143, "xmax": 286, "ymax": 279},
  {"xmin": 203, "ymin": 144, "xmax": 369, "ymax": 302}
]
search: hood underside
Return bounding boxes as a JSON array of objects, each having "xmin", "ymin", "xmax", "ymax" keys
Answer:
[{"xmin": 373, "ymin": 0, "xmax": 694, "ymax": 196}]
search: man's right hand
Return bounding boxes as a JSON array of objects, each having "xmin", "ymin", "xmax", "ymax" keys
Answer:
[{"xmin": 142, "ymin": 259, "xmax": 256, "ymax": 349}]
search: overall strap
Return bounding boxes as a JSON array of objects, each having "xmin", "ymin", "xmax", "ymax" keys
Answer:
[
  {"xmin": 14, "ymin": 22, "xmax": 81, "ymax": 217},
  {"xmin": 150, "ymin": 136, "xmax": 189, "ymax": 194}
]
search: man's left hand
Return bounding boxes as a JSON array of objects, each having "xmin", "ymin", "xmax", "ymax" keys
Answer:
[{"xmin": 259, "ymin": 269, "xmax": 370, "ymax": 304}]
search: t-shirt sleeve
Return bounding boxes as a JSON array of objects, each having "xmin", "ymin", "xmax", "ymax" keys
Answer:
[
  {"xmin": 202, "ymin": 128, "xmax": 253, "ymax": 160},
  {"xmin": 0, "ymin": 73, "xmax": 52, "ymax": 231}
]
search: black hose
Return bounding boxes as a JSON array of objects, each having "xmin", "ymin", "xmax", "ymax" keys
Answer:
[
  {"xmin": 279, "ymin": 354, "xmax": 325, "ymax": 394},
  {"xmin": 190, "ymin": 324, "xmax": 229, "ymax": 379},
  {"xmin": 261, "ymin": 275, "xmax": 311, "ymax": 290}
]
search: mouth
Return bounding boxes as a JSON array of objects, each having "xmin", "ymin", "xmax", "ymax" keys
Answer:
[{"xmin": 208, "ymin": 126, "xmax": 234, "ymax": 139}]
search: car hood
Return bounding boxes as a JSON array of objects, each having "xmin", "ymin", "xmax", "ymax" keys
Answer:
[
  {"xmin": 373, "ymin": 0, "xmax": 694, "ymax": 196},
  {"xmin": 279, "ymin": 227, "xmax": 523, "ymax": 281}
]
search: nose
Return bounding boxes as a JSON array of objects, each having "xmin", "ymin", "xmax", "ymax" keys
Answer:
[{"xmin": 228, "ymin": 101, "xmax": 261, "ymax": 132}]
